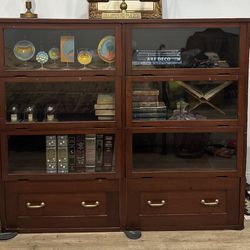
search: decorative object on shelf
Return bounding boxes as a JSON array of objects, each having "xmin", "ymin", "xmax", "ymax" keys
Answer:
[
  {"xmin": 20, "ymin": 0, "xmax": 38, "ymax": 18},
  {"xmin": 97, "ymin": 36, "xmax": 115, "ymax": 68},
  {"xmin": 60, "ymin": 36, "xmax": 75, "ymax": 68},
  {"xmin": 13, "ymin": 40, "xmax": 35, "ymax": 68},
  {"xmin": 45, "ymin": 105, "xmax": 56, "ymax": 122},
  {"xmin": 9, "ymin": 106, "xmax": 19, "ymax": 122},
  {"xmin": 36, "ymin": 51, "xmax": 49, "ymax": 69},
  {"xmin": 47, "ymin": 47, "xmax": 60, "ymax": 69},
  {"xmin": 88, "ymin": 0, "xmax": 162, "ymax": 19},
  {"xmin": 24, "ymin": 106, "xmax": 35, "ymax": 122},
  {"xmin": 77, "ymin": 48, "xmax": 93, "ymax": 69}
]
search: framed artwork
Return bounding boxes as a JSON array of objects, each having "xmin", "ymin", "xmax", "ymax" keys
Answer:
[
  {"xmin": 60, "ymin": 36, "xmax": 75, "ymax": 63},
  {"xmin": 89, "ymin": 0, "xmax": 162, "ymax": 19}
]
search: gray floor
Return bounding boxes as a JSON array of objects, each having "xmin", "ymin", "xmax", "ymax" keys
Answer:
[{"xmin": 1, "ymin": 221, "xmax": 250, "ymax": 250}]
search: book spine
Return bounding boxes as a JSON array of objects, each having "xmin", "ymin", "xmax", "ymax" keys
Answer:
[
  {"xmin": 94, "ymin": 104, "xmax": 115, "ymax": 110},
  {"xmin": 57, "ymin": 135, "xmax": 68, "ymax": 173},
  {"xmin": 96, "ymin": 134, "xmax": 104, "ymax": 172},
  {"xmin": 95, "ymin": 109, "xmax": 115, "ymax": 116},
  {"xmin": 132, "ymin": 101, "xmax": 165, "ymax": 108},
  {"xmin": 133, "ymin": 113, "xmax": 167, "ymax": 118},
  {"xmin": 132, "ymin": 60, "xmax": 182, "ymax": 66},
  {"xmin": 75, "ymin": 135, "xmax": 85, "ymax": 172},
  {"xmin": 103, "ymin": 135, "xmax": 114, "ymax": 172},
  {"xmin": 68, "ymin": 135, "xmax": 76, "ymax": 173},
  {"xmin": 132, "ymin": 95, "xmax": 159, "ymax": 102},
  {"xmin": 132, "ymin": 90, "xmax": 160, "ymax": 96},
  {"xmin": 133, "ymin": 107, "xmax": 167, "ymax": 113},
  {"xmin": 46, "ymin": 135, "xmax": 57, "ymax": 174},
  {"xmin": 85, "ymin": 134, "xmax": 96, "ymax": 172}
]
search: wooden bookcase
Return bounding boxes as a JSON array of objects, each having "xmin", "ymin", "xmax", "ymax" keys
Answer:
[{"xmin": 0, "ymin": 18, "xmax": 248, "ymax": 233}]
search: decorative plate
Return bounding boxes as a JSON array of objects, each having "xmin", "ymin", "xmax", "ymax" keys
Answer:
[
  {"xmin": 13, "ymin": 40, "xmax": 35, "ymax": 61},
  {"xmin": 97, "ymin": 36, "xmax": 115, "ymax": 63}
]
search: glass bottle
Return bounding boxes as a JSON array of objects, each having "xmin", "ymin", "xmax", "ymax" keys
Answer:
[
  {"xmin": 24, "ymin": 106, "xmax": 35, "ymax": 122},
  {"xmin": 10, "ymin": 106, "xmax": 19, "ymax": 122},
  {"xmin": 45, "ymin": 105, "xmax": 56, "ymax": 122}
]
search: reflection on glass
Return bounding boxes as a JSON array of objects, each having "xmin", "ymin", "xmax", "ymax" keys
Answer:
[
  {"xmin": 6, "ymin": 82, "xmax": 115, "ymax": 122},
  {"xmin": 132, "ymin": 27, "xmax": 239, "ymax": 69},
  {"xmin": 8, "ymin": 134, "xmax": 115, "ymax": 174},
  {"xmin": 132, "ymin": 81, "xmax": 237, "ymax": 120},
  {"xmin": 132, "ymin": 133, "xmax": 237, "ymax": 171}
]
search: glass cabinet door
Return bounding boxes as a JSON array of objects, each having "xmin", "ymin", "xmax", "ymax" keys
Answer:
[
  {"xmin": 128, "ymin": 79, "xmax": 238, "ymax": 122},
  {"xmin": 130, "ymin": 26, "xmax": 240, "ymax": 71},
  {"xmin": 131, "ymin": 132, "xmax": 238, "ymax": 173},
  {"xmin": 4, "ymin": 27, "xmax": 117, "ymax": 72},
  {"xmin": 5, "ymin": 80, "xmax": 118, "ymax": 123},
  {"xmin": 7, "ymin": 133, "xmax": 116, "ymax": 175}
]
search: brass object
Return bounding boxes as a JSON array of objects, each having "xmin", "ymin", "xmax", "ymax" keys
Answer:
[
  {"xmin": 201, "ymin": 199, "xmax": 219, "ymax": 206},
  {"xmin": 89, "ymin": 0, "xmax": 162, "ymax": 19},
  {"xmin": 20, "ymin": 1, "xmax": 38, "ymax": 18},
  {"xmin": 26, "ymin": 202, "xmax": 45, "ymax": 209},
  {"xmin": 147, "ymin": 200, "xmax": 165, "ymax": 207},
  {"xmin": 81, "ymin": 201, "xmax": 100, "ymax": 208}
]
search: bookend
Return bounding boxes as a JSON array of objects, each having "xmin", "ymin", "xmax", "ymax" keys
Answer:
[{"xmin": 124, "ymin": 231, "xmax": 142, "ymax": 240}]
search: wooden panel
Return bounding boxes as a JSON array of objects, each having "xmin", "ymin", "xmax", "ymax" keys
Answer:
[{"xmin": 126, "ymin": 177, "xmax": 240, "ymax": 230}]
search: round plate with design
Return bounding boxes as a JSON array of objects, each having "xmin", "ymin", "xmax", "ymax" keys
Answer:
[
  {"xmin": 97, "ymin": 35, "xmax": 115, "ymax": 63},
  {"xmin": 13, "ymin": 40, "xmax": 35, "ymax": 61}
]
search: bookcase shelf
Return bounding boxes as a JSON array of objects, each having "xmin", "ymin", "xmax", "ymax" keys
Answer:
[{"xmin": 0, "ymin": 18, "xmax": 248, "ymax": 233}]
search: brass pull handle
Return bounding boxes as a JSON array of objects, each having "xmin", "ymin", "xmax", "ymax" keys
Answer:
[
  {"xmin": 201, "ymin": 199, "xmax": 219, "ymax": 206},
  {"xmin": 26, "ymin": 202, "xmax": 45, "ymax": 209},
  {"xmin": 81, "ymin": 201, "xmax": 99, "ymax": 208},
  {"xmin": 147, "ymin": 200, "xmax": 165, "ymax": 207}
]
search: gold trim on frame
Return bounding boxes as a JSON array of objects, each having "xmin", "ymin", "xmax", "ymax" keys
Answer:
[{"xmin": 89, "ymin": 1, "xmax": 162, "ymax": 19}]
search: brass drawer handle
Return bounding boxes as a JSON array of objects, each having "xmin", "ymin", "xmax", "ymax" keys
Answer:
[
  {"xmin": 201, "ymin": 199, "xmax": 219, "ymax": 206},
  {"xmin": 81, "ymin": 201, "xmax": 99, "ymax": 208},
  {"xmin": 26, "ymin": 202, "xmax": 45, "ymax": 209},
  {"xmin": 147, "ymin": 200, "xmax": 166, "ymax": 207}
]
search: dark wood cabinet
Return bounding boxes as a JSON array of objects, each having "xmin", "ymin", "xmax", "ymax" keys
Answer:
[{"xmin": 0, "ymin": 18, "xmax": 248, "ymax": 233}]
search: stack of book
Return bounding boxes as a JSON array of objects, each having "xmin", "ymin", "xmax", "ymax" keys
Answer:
[
  {"xmin": 132, "ymin": 49, "xmax": 182, "ymax": 66},
  {"xmin": 95, "ymin": 93, "xmax": 115, "ymax": 121},
  {"xmin": 132, "ymin": 89, "xmax": 167, "ymax": 120},
  {"xmin": 46, "ymin": 134, "xmax": 114, "ymax": 173}
]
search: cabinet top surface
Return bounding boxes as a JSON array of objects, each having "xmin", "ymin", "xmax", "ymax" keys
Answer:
[{"xmin": 0, "ymin": 18, "xmax": 250, "ymax": 25}]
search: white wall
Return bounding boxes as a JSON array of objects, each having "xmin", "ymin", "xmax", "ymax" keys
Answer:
[{"xmin": 0, "ymin": 0, "xmax": 250, "ymax": 181}]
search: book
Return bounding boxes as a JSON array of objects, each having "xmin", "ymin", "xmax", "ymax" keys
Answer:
[
  {"xmin": 133, "ymin": 112, "xmax": 167, "ymax": 118},
  {"xmin": 68, "ymin": 135, "xmax": 76, "ymax": 172},
  {"xmin": 97, "ymin": 116, "xmax": 115, "ymax": 121},
  {"xmin": 132, "ymin": 101, "xmax": 165, "ymax": 108},
  {"xmin": 85, "ymin": 134, "xmax": 96, "ymax": 172},
  {"xmin": 46, "ymin": 135, "xmax": 57, "ymax": 174},
  {"xmin": 103, "ymin": 135, "xmax": 114, "ymax": 171},
  {"xmin": 94, "ymin": 104, "xmax": 115, "ymax": 110},
  {"xmin": 133, "ymin": 106, "xmax": 166, "ymax": 113},
  {"xmin": 132, "ymin": 60, "xmax": 182, "ymax": 66},
  {"xmin": 75, "ymin": 135, "xmax": 85, "ymax": 172},
  {"xmin": 96, "ymin": 134, "xmax": 104, "ymax": 172},
  {"xmin": 95, "ymin": 109, "xmax": 115, "ymax": 116},
  {"xmin": 57, "ymin": 135, "xmax": 68, "ymax": 173},
  {"xmin": 97, "ymin": 93, "xmax": 115, "ymax": 105},
  {"xmin": 132, "ymin": 95, "xmax": 159, "ymax": 102},
  {"xmin": 133, "ymin": 89, "xmax": 160, "ymax": 96}
]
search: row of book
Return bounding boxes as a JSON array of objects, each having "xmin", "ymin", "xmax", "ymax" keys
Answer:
[
  {"xmin": 94, "ymin": 93, "xmax": 115, "ymax": 121},
  {"xmin": 132, "ymin": 89, "xmax": 167, "ymax": 120},
  {"xmin": 46, "ymin": 134, "xmax": 114, "ymax": 173},
  {"xmin": 132, "ymin": 49, "xmax": 182, "ymax": 66}
]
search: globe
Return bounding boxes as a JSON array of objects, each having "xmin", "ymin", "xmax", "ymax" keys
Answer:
[{"xmin": 13, "ymin": 40, "xmax": 35, "ymax": 61}]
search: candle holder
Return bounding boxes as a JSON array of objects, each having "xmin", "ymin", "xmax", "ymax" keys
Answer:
[{"xmin": 20, "ymin": 1, "xmax": 38, "ymax": 18}]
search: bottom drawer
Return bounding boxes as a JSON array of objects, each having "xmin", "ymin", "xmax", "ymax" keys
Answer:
[
  {"xmin": 5, "ymin": 180, "xmax": 119, "ymax": 232},
  {"xmin": 127, "ymin": 177, "xmax": 240, "ymax": 230}
]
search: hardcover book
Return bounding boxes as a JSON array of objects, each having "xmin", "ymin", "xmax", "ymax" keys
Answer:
[
  {"xmin": 103, "ymin": 134, "xmax": 114, "ymax": 172},
  {"xmin": 97, "ymin": 93, "xmax": 115, "ymax": 105},
  {"xmin": 75, "ymin": 135, "xmax": 85, "ymax": 172},
  {"xmin": 132, "ymin": 101, "xmax": 165, "ymax": 108},
  {"xmin": 46, "ymin": 135, "xmax": 57, "ymax": 174},
  {"xmin": 133, "ymin": 89, "xmax": 160, "ymax": 96},
  {"xmin": 95, "ymin": 109, "xmax": 115, "ymax": 116},
  {"xmin": 132, "ymin": 95, "xmax": 159, "ymax": 102},
  {"xmin": 133, "ymin": 112, "xmax": 167, "ymax": 119},
  {"xmin": 133, "ymin": 106, "xmax": 167, "ymax": 113},
  {"xmin": 96, "ymin": 134, "xmax": 104, "ymax": 172},
  {"xmin": 57, "ymin": 135, "xmax": 68, "ymax": 173},
  {"xmin": 68, "ymin": 135, "xmax": 76, "ymax": 172},
  {"xmin": 85, "ymin": 134, "xmax": 96, "ymax": 172}
]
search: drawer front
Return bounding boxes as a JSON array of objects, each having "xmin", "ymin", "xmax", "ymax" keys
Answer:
[
  {"xmin": 5, "ymin": 180, "xmax": 119, "ymax": 231},
  {"xmin": 127, "ymin": 177, "xmax": 240, "ymax": 230}
]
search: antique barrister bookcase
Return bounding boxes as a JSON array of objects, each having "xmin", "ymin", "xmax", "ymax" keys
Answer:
[{"xmin": 0, "ymin": 18, "xmax": 248, "ymax": 233}]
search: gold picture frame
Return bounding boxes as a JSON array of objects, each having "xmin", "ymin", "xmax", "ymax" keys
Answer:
[{"xmin": 89, "ymin": 0, "xmax": 162, "ymax": 19}]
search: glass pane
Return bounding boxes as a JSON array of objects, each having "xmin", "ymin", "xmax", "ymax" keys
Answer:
[
  {"xmin": 4, "ymin": 29, "xmax": 116, "ymax": 70},
  {"xmin": 132, "ymin": 80, "xmax": 237, "ymax": 120},
  {"xmin": 6, "ymin": 82, "xmax": 115, "ymax": 122},
  {"xmin": 132, "ymin": 132, "xmax": 237, "ymax": 171},
  {"xmin": 8, "ymin": 134, "xmax": 115, "ymax": 174},
  {"xmin": 132, "ymin": 27, "xmax": 239, "ymax": 69}
]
